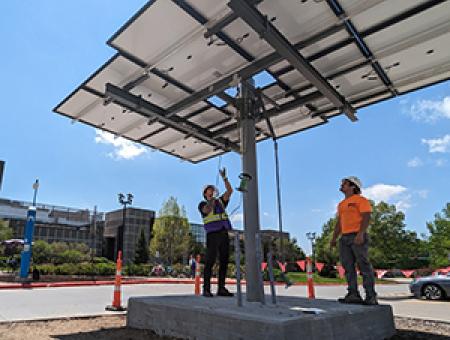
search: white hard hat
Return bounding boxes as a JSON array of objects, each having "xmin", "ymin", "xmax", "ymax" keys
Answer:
[{"xmin": 343, "ymin": 176, "xmax": 362, "ymax": 190}]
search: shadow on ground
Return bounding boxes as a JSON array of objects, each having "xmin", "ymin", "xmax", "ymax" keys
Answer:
[
  {"xmin": 392, "ymin": 330, "xmax": 450, "ymax": 339},
  {"xmin": 52, "ymin": 327, "xmax": 176, "ymax": 340},
  {"xmin": 51, "ymin": 328, "xmax": 450, "ymax": 340}
]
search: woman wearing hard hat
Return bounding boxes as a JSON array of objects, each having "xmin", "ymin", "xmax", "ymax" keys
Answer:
[{"xmin": 198, "ymin": 168, "xmax": 234, "ymax": 297}]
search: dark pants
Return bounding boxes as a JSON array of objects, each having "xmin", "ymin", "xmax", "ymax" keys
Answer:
[
  {"xmin": 339, "ymin": 233, "xmax": 376, "ymax": 297},
  {"xmin": 203, "ymin": 229, "xmax": 229, "ymax": 292}
]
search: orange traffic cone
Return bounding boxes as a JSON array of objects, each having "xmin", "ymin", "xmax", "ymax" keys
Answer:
[
  {"xmin": 194, "ymin": 254, "xmax": 201, "ymax": 296},
  {"xmin": 106, "ymin": 250, "xmax": 126, "ymax": 311},
  {"xmin": 306, "ymin": 257, "xmax": 315, "ymax": 299}
]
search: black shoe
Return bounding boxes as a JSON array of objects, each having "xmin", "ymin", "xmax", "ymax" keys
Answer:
[
  {"xmin": 217, "ymin": 288, "xmax": 234, "ymax": 297},
  {"xmin": 338, "ymin": 292, "xmax": 363, "ymax": 304},
  {"xmin": 363, "ymin": 295, "xmax": 378, "ymax": 305},
  {"xmin": 203, "ymin": 290, "xmax": 213, "ymax": 297}
]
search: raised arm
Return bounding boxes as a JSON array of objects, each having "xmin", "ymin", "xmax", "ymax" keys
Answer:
[{"xmin": 219, "ymin": 168, "xmax": 233, "ymax": 202}]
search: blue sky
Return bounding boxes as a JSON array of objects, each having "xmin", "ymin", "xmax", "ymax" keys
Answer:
[{"xmin": 1, "ymin": 1, "xmax": 449, "ymax": 254}]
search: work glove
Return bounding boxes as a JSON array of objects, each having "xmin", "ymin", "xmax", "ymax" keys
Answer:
[{"xmin": 219, "ymin": 167, "xmax": 227, "ymax": 180}]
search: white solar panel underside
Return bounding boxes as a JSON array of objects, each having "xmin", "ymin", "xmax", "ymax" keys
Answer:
[{"xmin": 54, "ymin": 0, "xmax": 450, "ymax": 163}]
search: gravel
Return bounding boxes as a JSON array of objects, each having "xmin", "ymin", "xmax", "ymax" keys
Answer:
[{"xmin": 0, "ymin": 315, "xmax": 448, "ymax": 339}]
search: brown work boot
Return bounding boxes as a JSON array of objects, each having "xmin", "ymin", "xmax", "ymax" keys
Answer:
[{"xmin": 338, "ymin": 292, "xmax": 363, "ymax": 304}]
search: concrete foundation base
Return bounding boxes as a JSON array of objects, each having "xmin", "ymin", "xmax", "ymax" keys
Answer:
[{"xmin": 127, "ymin": 295, "xmax": 395, "ymax": 340}]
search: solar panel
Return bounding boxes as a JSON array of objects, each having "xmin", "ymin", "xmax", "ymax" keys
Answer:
[{"xmin": 54, "ymin": 0, "xmax": 450, "ymax": 163}]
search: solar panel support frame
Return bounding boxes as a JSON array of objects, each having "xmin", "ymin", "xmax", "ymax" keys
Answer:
[
  {"xmin": 228, "ymin": 0, "xmax": 358, "ymax": 122},
  {"xmin": 105, "ymin": 83, "xmax": 240, "ymax": 153}
]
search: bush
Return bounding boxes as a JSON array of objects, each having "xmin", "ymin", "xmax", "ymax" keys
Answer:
[
  {"xmin": 170, "ymin": 263, "xmax": 189, "ymax": 277},
  {"xmin": 263, "ymin": 268, "xmax": 282, "ymax": 281},
  {"xmin": 35, "ymin": 264, "xmax": 56, "ymax": 275},
  {"xmin": 35, "ymin": 262, "xmax": 116, "ymax": 276},
  {"xmin": 95, "ymin": 262, "xmax": 116, "ymax": 276},
  {"xmin": 56, "ymin": 250, "xmax": 88, "ymax": 264},
  {"xmin": 124, "ymin": 264, "xmax": 152, "ymax": 276},
  {"xmin": 318, "ymin": 263, "xmax": 337, "ymax": 278},
  {"xmin": 92, "ymin": 257, "xmax": 113, "ymax": 264},
  {"xmin": 226, "ymin": 263, "xmax": 246, "ymax": 279}
]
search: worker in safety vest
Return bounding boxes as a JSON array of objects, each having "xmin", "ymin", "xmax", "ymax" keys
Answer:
[
  {"xmin": 330, "ymin": 176, "xmax": 378, "ymax": 305},
  {"xmin": 198, "ymin": 168, "xmax": 233, "ymax": 297}
]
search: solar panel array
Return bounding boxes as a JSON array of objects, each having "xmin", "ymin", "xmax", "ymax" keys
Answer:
[{"xmin": 54, "ymin": 0, "xmax": 450, "ymax": 163}]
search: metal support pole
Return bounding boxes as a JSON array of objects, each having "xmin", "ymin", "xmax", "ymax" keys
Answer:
[
  {"xmin": 255, "ymin": 232, "xmax": 265, "ymax": 304},
  {"xmin": 240, "ymin": 80, "xmax": 263, "ymax": 302},
  {"xmin": 267, "ymin": 250, "xmax": 277, "ymax": 305},
  {"xmin": 234, "ymin": 232, "xmax": 243, "ymax": 307}
]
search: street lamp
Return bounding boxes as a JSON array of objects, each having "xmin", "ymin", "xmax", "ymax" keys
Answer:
[
  {"xmin": 117, "ymin": 193, "xmax": 133, "ymax": 258},
  {"xmin": 306, "ymin": 232, "xmax": 317, "ymax": 272}
]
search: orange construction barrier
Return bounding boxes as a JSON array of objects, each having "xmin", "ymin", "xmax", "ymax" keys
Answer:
[
  {"xmin": 306, "ymin": 257, "xmax": 315, "ymax": 299},
  {"xmin": 194, "ymin": 254, "xmax": 201, "ymax": 295},
  {"xmin": 106, "ymin": 250, "xmax": 126, "ymax": 311}
]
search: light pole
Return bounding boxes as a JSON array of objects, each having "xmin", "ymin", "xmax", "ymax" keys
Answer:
[
  {"xmin": 306, "ymin": 232, "xmax": 317, "ymax": 272},
  {"xmin": 117, "ymin": 193, "xmax": 133, "ymax": 260}
]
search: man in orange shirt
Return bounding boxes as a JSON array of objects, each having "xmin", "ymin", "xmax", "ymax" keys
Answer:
[{"xmin": 330, "ymin": 176, "xmax": 377, "ymax": 305}]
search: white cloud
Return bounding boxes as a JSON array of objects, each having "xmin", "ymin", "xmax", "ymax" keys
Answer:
[
  {"xmin": 407, "ymin": 157, "xmax": 423, "ymax": 168},
  {"xmin": 395, "ymin": 195, "xmax": 412, "ymax": 211},
  {"xmin": 422, "ymin": 135, "xmax": 450, "ymax": 153},
  {"xmin": 363, "ymin": 184, "xmax": 407, "ymax": 202},
  {"xmin": 363, "ymin": 183, "xmax": 411, "ymax": 212},
  {"xmin": 263, "ymin": 212, "xmax": 270, "ymax": 217},
  {"xmin": 95, "ymin": 130, "xmax": 147, "ymax": 160},
  {"xmin": 407, "ymin": 96, "xmax": 450, "ymax": 123}
]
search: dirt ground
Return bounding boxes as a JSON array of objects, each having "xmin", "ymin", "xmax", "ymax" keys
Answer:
[{"xmin": 0, "ymin": 315, "xmax": 449, "ymax": 340}]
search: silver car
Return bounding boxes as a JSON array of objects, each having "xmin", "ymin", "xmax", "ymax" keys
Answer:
[{"xmin": 409, "ymin": 273, "xmax": 450, "ymax": 300}]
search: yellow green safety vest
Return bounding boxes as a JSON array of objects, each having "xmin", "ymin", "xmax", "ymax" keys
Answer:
[{"xmin": 202, "ymin": 199, "xmax": 229, "ymax": 225}]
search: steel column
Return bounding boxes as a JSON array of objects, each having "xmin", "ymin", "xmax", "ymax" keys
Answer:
[{"xmin": 239, "ymin": 80, "xmax": 263, "ymax": 302}]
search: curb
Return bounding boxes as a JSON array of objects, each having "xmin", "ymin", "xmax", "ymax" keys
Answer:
[{"xmin": 0, "ymin": 279, "xmax": 350, "ymax": 290}]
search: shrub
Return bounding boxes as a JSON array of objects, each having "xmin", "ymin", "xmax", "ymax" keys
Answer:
[
  {"xmin": 35, "ymin": 264, "xmax": 56, "ymax": 275},
  {"xmin": 319, "ymin": 263, "xmax": 337, "ymax": 278},
  {"xmin": 56, "ymin": 250, "xmax": 88, "ymax": 264},
  {"xmin": 124, "ymin": 264, "xmax": 152, "ymax": 276},
  {"xmin": 92, "ymin": 257, "xmax": 113, "ymax": 264}
]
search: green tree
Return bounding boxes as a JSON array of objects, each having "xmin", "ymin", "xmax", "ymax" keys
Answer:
[
  {"xmin": 368, "ymin": 201, "xmax": 427, "ymax": 269},
  {"xmin": 427, "ymin": 203, "xmax": 450, "ymax": 268},
  {"xmin": 150, "ymin": 197, "xmax": 191, "ymax": 264},
  {"xmin": 0, "ymin": 219, "xmax": 13, "ymax": 242},
  {"xmin": 134, "ymin": 228, "xmax": 150, "ymax": 264},
  {"xmin": 315, "ymin": 216, "xmax": 339, "ymax": 265},
  {"xmin": 262, "ymin": 236, "xmax": 306, "ymax": 262}
]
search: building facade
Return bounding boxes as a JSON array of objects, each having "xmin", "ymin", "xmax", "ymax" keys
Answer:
[
  {"xmin": 104, "ymin": 207, "xmax": 155, "ymax": 264},
  {"xmin": 0, "ymin": 198, "xmax": 104, "ymax": 255},
  {"xmin": 189, "ymin": 223, "xmax": 206, "ymax": 245}
]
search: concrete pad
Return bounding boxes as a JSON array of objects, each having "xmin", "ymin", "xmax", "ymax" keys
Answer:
[{"xmin": 127, "ymin": 295, "xmax": 395, "ymax": 340}]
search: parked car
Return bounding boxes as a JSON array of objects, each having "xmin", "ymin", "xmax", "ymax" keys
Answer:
[{"xmin": 409, "ymin": 272, "xmax": 450, "ymax": 300}]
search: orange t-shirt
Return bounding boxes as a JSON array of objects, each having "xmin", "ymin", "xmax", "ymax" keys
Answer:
[{"xmin": 337, "ymin": 195, "xmax": 372, "ymax": 234}]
